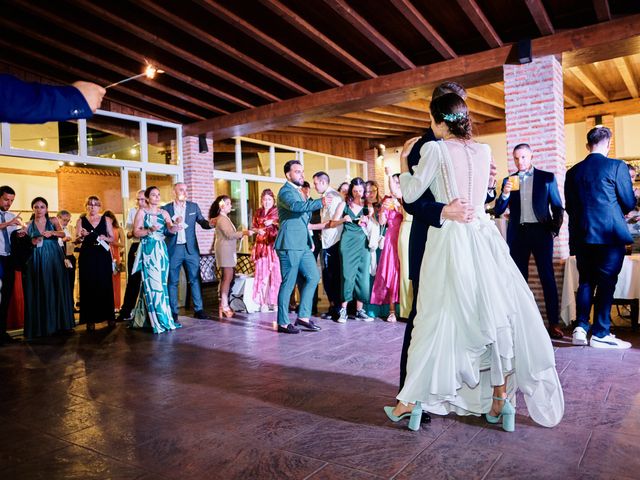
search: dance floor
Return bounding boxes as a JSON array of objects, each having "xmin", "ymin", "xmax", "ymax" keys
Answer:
[{"xmin": 1, "ymin": 313, "xmax": 639, "ymax": 479}]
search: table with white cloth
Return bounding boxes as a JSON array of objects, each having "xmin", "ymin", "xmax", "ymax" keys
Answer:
[{"xmin": 560, "ymin": 254, "xmax": 640, "ymax": 330}]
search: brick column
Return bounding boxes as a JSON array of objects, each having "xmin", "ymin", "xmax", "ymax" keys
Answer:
[
  {"xmin": 504, "ymin": 55, "xmax": 568, "ymax": 324},
  {"xmin": 364, "ymin": 147, "xmax": 384, "ymax": 187},
  {"xmin": 183, "ymin": 135, "xmax": 214, "ymax": 254},
  {"xmin": 504, "ymin": 55, "xmax": 568, "ymax": 259}
]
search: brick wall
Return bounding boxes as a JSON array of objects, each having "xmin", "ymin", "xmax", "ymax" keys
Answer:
[
  {"xmin": 504, "ymin": 55, "xmax": 569, "ymax": 260},
  {"xmin": 182, "ymin": 136, "xmax": 215, "ymax": 254},
  {"xmin": 57, "ymin": 166, "xmax": 122, "ymax": 214},
  {"xmin": 364, "ymin": 147, "xmax": 384, "ymax": 188}
]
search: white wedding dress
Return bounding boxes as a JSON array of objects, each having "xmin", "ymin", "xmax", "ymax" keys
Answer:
[{"xmin": 398, "ymin": 140, "xmax": 564, "ymax": 428}]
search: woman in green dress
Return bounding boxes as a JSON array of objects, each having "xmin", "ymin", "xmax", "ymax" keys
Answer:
[
  {"xmin": 130, "ymin": 186, "xmax": 182, "ymax": 334},
  {"xmin": 22, "ymin": 197, "xmax": 74, "ymax": 339},
  {"xmin": 330, "ymin": 177, "xmax": 373, "ymax": 323}
]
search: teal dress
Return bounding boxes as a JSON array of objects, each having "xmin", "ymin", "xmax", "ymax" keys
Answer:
[
  {"xmin": 340, "ymin": 205, "xmax": 370, "ymax": 303},
  {"xmin": 130, "ymin": 211, "xmax": 180, "ymax": 334},
  {"xmin": 366, "ymin": 208, "xmax": 390, "ymax": 318},
  {"xmin": 23, "ymin": 219, "xmax": 74, "ymax": 339}
]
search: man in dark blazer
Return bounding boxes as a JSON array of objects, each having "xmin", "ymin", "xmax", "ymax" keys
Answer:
[
  {"xmin": 565, "ymin": 126, "xmax": 635, "ymax": 349},
  {"xmin": 162, "ymin": 183, "xmax": 212, "ymax": 321},
  {"xmin": 0, "ymin": 74, "xmax": 105, "ymax": 123},
  {"xmin": 494, "ymin": 144, "xmax": 564, "ymax": 339}
]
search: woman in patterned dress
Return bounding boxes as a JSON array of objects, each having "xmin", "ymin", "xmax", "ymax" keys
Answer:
[
  {"xmin": 130, "ymin": 186, "xmax": 182, "ymax": 334},
  {"xmin": 251, "ymin": 189, "xmax": 281, "ymax": 312}
]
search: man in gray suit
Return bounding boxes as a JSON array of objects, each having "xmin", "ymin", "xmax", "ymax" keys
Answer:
[{"xmin": 162, "ymin": 183, "xmax": 212, "ymax": 321}]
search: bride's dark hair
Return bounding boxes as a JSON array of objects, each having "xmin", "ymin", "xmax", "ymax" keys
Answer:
[{"xmin": 430, "ymin": 92, "xmax": 472, "ymax": 140}]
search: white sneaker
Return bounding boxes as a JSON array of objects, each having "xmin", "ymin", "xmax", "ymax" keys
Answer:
[
  {"xmin": 572, "ymin": 327, "xmax": 588, "ymax": 346},
  {"xmin": 336, "ymin": 308, "xmax": 348, "ymax": 324},
  {"xmin": 590, "ymin": 334, "xmax": 632, "ymax": 349}
]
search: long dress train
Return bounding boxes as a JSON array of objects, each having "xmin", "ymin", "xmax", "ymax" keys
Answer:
[{"xmin": 397, "ymin": 140, "xmax": 564, "ymax": 428}]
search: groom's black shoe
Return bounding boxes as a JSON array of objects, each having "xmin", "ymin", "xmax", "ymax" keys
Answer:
[
  {"xmin": 295, "ymin": 318, "xmax": 321, "ymax": 331},
  {"xmin": 193, "ymin": 310, "xmax": 210, "ymax": 320},
  {"xmin": 277, "ymin": 324, "xmax": 300, "ymax": 334}
]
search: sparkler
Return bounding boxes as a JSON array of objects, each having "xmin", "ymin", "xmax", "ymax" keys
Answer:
[{"xmin": 105, "ymin": 64, "xmax": 164, "ymax": 89}]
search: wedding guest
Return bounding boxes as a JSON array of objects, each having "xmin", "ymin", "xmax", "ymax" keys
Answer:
[
  {"xmin": 394, "ymin": 169, "xmax": 413, "ymax": 320},
  {"xmin": 0, "ymin": 74, "xmax": 105, "ymax": 123},
  {"xmin": 371, "ymin": 174, "xmax": 404, "ymax": 322},
  {"xmin": 302, "ymin": 181, "xmax": 324, "ymax": 314},
  {"xmin": 313, "ymin": 172, "xmax": 343, "ymax": 319},
  {"xmin": 330, "ymin": 177, "xmax": 372, "ymax": 323},
  {"xmin": 130, "ymin": 186, "xmax": 182, "ymax": 333},
  {"xmin": 337, "ymin": 182, "xmax": 349, "ymax": 199},
  {"xmin": 163, "ymin": 182, "xmax": 212, "ymax": 321},
  {"xmin": 275, "ymin": 160, "xmax": 329, "ymax": 333},
  {"xmin": 76, "ymin": 196, "xmax": 115, "ymax": 331},
  {"xmin": 104, "ymin": 210, "xmax": 124, "ymax": 313},
  {"xmin": 22, "ymin": 197, "xmax": 74, "ymax": 339},
  {"xmin": 0, "ymin": 185, "xmax": 22, "ymax": 345},
  {"xmin": 251, "ymin": 189, "xmax": 281, "ymax": 312},
  {"xmin": 210, "ymin": 195, "xmax": 253, "ymax": 318},
  {"xmin": 57, "ymin": 210, "xmax": 77, "ymax": 298},
  {"xmin": 365, "ymin": 180, "xmax": 386, "ymax": 319},
  {"xmin": 117, "ymin": 190, "xmax": 146, "ymax": 321},
  {"xmin": 566, "ymin": 126, "xmax": 636, "ymax": 349}
]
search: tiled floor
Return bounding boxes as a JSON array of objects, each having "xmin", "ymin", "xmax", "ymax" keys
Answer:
[{"xmin": 1, "ymin": 312, "xmax": 639, "ymax": 479}]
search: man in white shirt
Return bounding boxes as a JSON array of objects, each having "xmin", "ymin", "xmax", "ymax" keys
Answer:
[
  {"xmin": 0, "ymin": 186, "xmax": 21, "ymax": 345},
  {"xmin": 312, "ymin": 172, "xmax": 343, "ymax": 320},
  {"xmin": 117, "ymin": 190, "xmax": 147, "ymax": 321}
]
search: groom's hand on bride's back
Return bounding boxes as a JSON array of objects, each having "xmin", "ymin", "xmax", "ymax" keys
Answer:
[{"xmin": 442, "ymin": 198, "xmax": 474, "ymax": 223}]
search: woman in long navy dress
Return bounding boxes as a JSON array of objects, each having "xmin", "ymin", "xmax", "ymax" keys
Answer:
[
  {"xmin": 76, "ymin": 195, "xmax": 115, "ymax": 331},
  {"xmin": 22, "ymin": 197, "xmax": 74, "ymax": 339}
]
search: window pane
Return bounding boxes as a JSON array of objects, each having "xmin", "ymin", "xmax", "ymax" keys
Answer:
[
  {"xmin": 274, "ymin": 147, "xmax": 297, "ymax": 179},
  {"xmin": 148, "ymin": 125, "xmax": 179, "ymax": 165},
  {"xmin": 10, "ymin": 122, "xmax": 79, "ymax": 154},
  {"xmin": 241, "ymin": 140, "xmax": 271, "ymax": 176},
  {"xmin": 146, "ymin": 173, "xmax": 176, "ymax": 204},
  {"xmin": 328, "ymin": 157, "xmax": 348, "ymax": 187},
  {"xmin": 213, "ymin": 139, "xmax": 237, "ymax": 172},
  {"xmin": 302, "ymin": 153, "xmax": 326, "ymax": 179},
  {"xmin": 350, "ymin": 161, "xmax": 365, "ymax": 181},
  {"xmin": 86, "ymin": 116, "xmax": 141, "ymax": 161}
]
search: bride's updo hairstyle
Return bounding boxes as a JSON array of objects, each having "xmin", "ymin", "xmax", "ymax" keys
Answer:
[{"xmin": 430, "ymin": 92, "xmax": 472, "ymax": 140}]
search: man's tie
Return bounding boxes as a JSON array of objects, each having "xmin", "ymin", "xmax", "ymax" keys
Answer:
[{"xmin": 0, "ymin": 211, "xmax": 11, "ymax": 255}]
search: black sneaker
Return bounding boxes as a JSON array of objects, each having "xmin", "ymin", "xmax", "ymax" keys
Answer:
[{"xmin": 355, "ymin": 309, "xmax": 372, "ymax": 322}]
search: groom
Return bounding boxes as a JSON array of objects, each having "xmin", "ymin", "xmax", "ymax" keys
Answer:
[{"xmin": 275, "ymin": 160, "xmax": 331, "ymax": 334}]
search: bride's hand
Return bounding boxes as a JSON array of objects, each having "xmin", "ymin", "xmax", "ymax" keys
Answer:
[{"xmin": 442, "ymin": 198, "xmax": 475, "ymax": 224}]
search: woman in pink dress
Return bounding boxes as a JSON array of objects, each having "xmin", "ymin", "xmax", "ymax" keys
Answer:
[
  {"xmin": 251, "ymin": 189, "xmax": 281, "ymax": 311},
  {"xmin": 371, "ymin": 174, "xmax": 404, "ymax": 322}
]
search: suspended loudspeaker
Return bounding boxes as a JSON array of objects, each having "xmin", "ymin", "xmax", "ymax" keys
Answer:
[
  {"xmin": 518, "ymin": 39, "xmax": 532, "ymax": 64},
  {"xmin": 198, "ymin": 134, "xmax": 208, "ymax": 153}
]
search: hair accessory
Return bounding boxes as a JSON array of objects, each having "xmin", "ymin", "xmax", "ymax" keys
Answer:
[{"xmin": 442, "ymin": 112, "xmax": 467, "ymax": 122}]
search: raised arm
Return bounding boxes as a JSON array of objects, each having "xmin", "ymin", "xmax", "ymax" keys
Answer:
[
  {"xmin": 399, "ymin": 141, "xmax": 441, "ymax": 204},
  {"xmin": 279, "ymin": 187, "xmax": 323, "ymax": 213}
]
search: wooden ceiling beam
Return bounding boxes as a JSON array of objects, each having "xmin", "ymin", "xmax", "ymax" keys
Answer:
[
  {"xmin": 194, "ymin": 0, "xmax": 343, "ymax": 87},
  {"xmin": 570, "ymin": 66, "xmax": 609, "ymax": 103},
  {"xmin": 563, "ymin": 85, "xmax": 584, "ymax": 107},
  {"xmin": 369, "ymin": 105, "xmax": 430, "ymax": 121},
  {"xmin": 466, "ymin": 85, "xmax": 505, "ymax": 108},
  {"xmin": 397, "ymin": 97, "xmax": 504, "ymax": 119},
  {"xmin": 0, "ymin": 17, "xmax": 221, "ymax": 116},
  {"xmin": 0, "ymin": 40, "xmax": 204, "ymax": 122},
  {"xmin": 322, "ymin": 116, "xmax": 421, "ymax": 132},
  {"xmin": 455, "ymin": 0, "xmax": 503, "ymax": 48},
  {"xmin": 613, "ymin": 56, "xmax": 639, "ymax": 98},
  {"xmin": 525, "ymin": 0, "xmax": 555, "ymax": 35},
  {"xmin": 71, "ymin": 0, "xmax": 272, "ymax": 107},
  {"xmin": 390, "ymin": 0, "xmax": 457, "ymax": 59},
  {"xmin": 260, "ymin": 0, "xmax": 377, "ymax": 79},
  {"xmin": 593, "ymin": 0, "xmax": 611, "ymax": 22},
  {"xmin": 564, "ymin": 97, "xmax": 640, "ymax": 123},
  {"xmin": 324, "ymin": 0, "xmax": 416, "ymax": 69},
  {"xmin": 183, "ymin": 14, "xmax": 640, "ymax": 139},
  {"xmin": 278, "ymin": 126, "xmax": 387, "ymax": 138},
  {"xmin": 342, "ymin": 111, "xmax": 428, "ymax": 129},
  {"xmin": 138, "ymin": 0, "xmax": 311, "ymax": 95},
  {"xmin": 301, "ymin": 121, "xmax": 409, "ymax": 136},
  {"xmin": 16, "ymin": 2, "xmax": 235, "ymax": 114}
]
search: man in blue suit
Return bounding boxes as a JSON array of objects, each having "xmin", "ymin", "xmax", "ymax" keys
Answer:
[
  {"xmin": 0, "ymin": 74, "xmax": 105, "ymax": 123},
  {"xmin": 565, "ymin": 126, "xmax": 635, "ymax": 349},
  {"xmin": 275, "ymin": 160, "xmax": 330, "ymax": 334},
  {"xmin": 162, "ymin": 183, "xmax": 212, "ymax": 321},
  {"xmin": 494, "ymin": 144, "xmax": 564, "ymax": 339}
]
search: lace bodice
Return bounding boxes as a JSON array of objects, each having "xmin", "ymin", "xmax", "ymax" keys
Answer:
[{"xmin": 400, "ymin": 140, "xmax": 492, "ymax": 211}]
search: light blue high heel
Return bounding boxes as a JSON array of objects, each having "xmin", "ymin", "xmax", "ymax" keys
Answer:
[
  {"xmin": 485, "ymin": 396, "xmax": 515, "ymax": 432},
  {"xmin": 384, "ymin": 402, "xmax": 423, "ymax": 431}
]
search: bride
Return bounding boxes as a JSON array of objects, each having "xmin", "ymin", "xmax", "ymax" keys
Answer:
[{"xmin": 385, "ymin": 93, "xmax": 564, "ymax": 432}]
